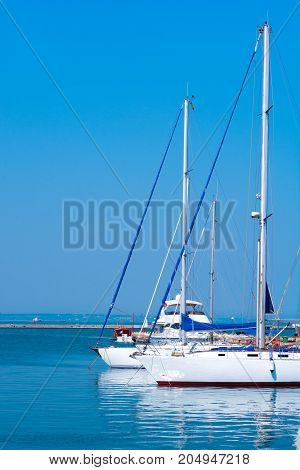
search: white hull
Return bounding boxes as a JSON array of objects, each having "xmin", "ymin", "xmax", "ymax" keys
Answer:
[
  {"xmin": 95, "ymin": 347, "xmax": 142, "ymax": 369},
  {"xmin": 154, "ymin": 329, "xmax": 210, "ymax": 341},
  {"xmin": 115, "ymin": 335, "xmax": 133, "ymax": 343},
  {"xmin": 94, "ymin": 341, "xmax": 235, "ymax": 369},
  {"xmin": 137, "ymin": 350, "xmax": 300, "ymax": 386}
]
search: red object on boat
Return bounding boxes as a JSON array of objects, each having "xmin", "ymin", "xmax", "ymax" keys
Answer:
[{"xmin": 113, "ymin": 326, "xmax": 133, "ymax": 338}]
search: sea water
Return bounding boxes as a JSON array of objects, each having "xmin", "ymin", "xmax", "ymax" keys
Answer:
[{"xmin": 0, "ymin": 326, "xmax": 299, "ymax": 450}]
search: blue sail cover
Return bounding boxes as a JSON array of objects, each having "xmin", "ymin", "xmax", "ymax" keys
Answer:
[{"xmin": 181, "ymin": 315, "xmax": 256, "ymax": 332}]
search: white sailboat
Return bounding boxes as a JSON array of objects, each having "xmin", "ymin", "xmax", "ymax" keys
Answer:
[
  {"xmin": 136, "ymin": 23, "xmax": 300, "ymax": 386},
  {"xmin": 92, "ymin": 298, "xmax": 210, "ymax": 369},
  {"xmin": 92, "ymin": 97, "xmax": 211, "ymax": 368}
]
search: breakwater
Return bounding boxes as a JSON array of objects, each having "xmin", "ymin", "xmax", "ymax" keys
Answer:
[{"xmin": 0, "ymin": 324, "xmax": 140, "ymax": 329}]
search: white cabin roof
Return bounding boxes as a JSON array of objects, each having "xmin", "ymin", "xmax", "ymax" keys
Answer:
[{"xmin": 164, "ymin": 294, "xmax": 203, "ymax": 308}]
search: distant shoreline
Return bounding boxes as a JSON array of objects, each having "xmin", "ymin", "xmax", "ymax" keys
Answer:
[{"xmin": 0, "ymin": 324, "xmax": 141, "ymax": 329}]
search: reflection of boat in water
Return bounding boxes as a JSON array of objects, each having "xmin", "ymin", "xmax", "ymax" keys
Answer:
[
  {"xmin": 136, "ymin": 386, "xmax": 299, "ymax": 449},
  {"xmin": 96, "ymin": 368, "xmax": 300, "ymax": 449},
  {"xmin": 98, "ymin": 367, "xmax": 155, "ymax": 387}
]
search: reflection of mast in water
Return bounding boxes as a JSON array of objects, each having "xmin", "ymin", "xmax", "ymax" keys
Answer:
[
  {"xmin": 296, "ymin": 428, "xmax": 300, "ymax": 450},
  {"xmin": 95, "ymin": 371, "xmax": 300, "ymax": 449},
  {"xmin": 254, "ymin": 388, "xmax": 277, "ymax": 449},
  {"xmin": 135, "ymin": 386, "xmax": 299, "ymax": 449}
]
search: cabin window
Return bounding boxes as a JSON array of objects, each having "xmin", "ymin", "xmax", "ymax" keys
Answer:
[
  {"xmin": 247, "ymin": 353, "xmax": 258, "ymax": 357},
  {"xmin": 218, "ymin": 353, "xmax": 226, "ymax": 357}
]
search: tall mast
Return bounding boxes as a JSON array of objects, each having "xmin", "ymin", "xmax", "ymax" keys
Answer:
[
  {"xmin": 256, "ymin": 239, "xmax": 261, "ymax": 346},
  {"xmin": 257, "ymin": 22, "xmax": 271, "ymax": 350},
  {"xmin": 180, "ymin": 97, "xmax": 189, "ymax": 342},
  {"xmin": 209, "ymin": 199, "xmax": 217, "ymax": 324}
]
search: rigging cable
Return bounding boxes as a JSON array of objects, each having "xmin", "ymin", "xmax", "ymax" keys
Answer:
[
  {"xmin": 275, "ymin": 44, "xmax": 300, "ymax": 134},
  {"xmin": 276, "ymin": 246, "xmax": 300, "ymax": 321},
  {"xmin": 241, "ymin": 53, "xmax": 256, "ymax": 322},
  {"xmin": 214, "ymin": 174, "xmax": 257, "ymax": 306},
  {"xmin": 96, "ymin": 106, "xmax": 183, "ymax": 344},
  {"xmin": 166, "ymin": 200, "xmax": 216, "ymax": 322},
  {"xmin": 268, "ymin": 51, "xmax": 275, "ymax": 301},
  {"xmin": 145, "ymin": 32, "xmax": 262, "ymax": 347},
  {"xmin": 139, "ymin": 212, "xmax": 182, "ymax": 332},
  {"xmin": 186, "ymin": 201, "xmax": 213, "ymax": 280}
]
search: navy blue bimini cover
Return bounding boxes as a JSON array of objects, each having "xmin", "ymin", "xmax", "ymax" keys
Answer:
[{"xmin": 181, "ymin": 316, "xmax": 256, "ymax": 332}]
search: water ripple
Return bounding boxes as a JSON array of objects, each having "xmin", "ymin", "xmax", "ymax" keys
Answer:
[{"xmin": 1, "ymin": 329, "xmax": 299, "ymax": 449}]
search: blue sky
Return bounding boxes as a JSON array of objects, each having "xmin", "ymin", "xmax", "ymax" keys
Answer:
[{"xmin": 0, "ymin": 0, "xmax": 299, "ymax": 319}]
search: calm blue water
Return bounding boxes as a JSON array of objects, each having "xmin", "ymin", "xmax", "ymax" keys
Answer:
[{"xmin": 0, "ymin": 327, "xmax": 299, "ymax": 450}]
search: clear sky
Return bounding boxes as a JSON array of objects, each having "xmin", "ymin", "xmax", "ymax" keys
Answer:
[{"xmin": 0, "ymin": 0, "xmax": 299, "ymax": 320}]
